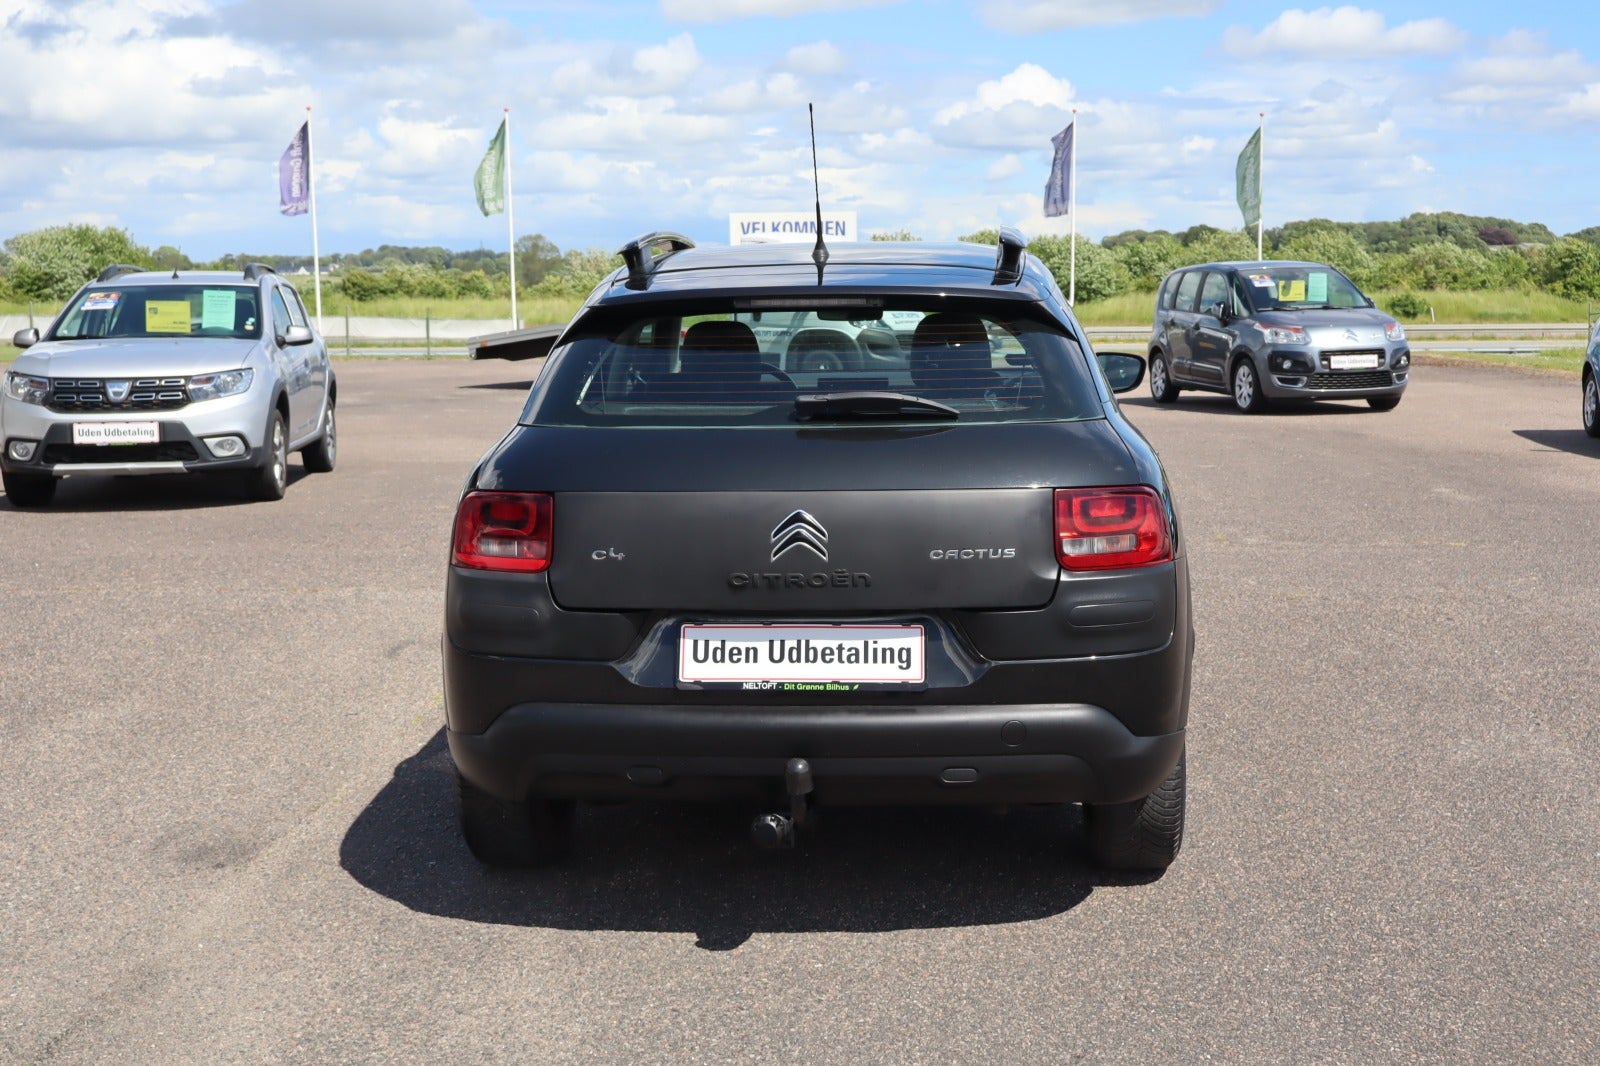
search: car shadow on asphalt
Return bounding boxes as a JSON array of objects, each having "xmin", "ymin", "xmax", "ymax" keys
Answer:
[
  {"xmin": 1513, "ymin": 428, "xmax": 1600, "ymax": 458},
  {"xmin": 0, "ymin": 469, "xmax": 309, "ymax": 512},
  {"xmin": 459, "ymin": 380, "xmax": 536, "ymax": 391},
  {"xmin": 340, "ymin": 731, "xmax": 1119, "ymax": 950}
]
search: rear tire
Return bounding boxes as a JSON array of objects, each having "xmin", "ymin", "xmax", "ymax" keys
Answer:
[
  {"xmin": 1148, "ymin": 353, "xmax": 1180, "ymax": 403},
  {"xmin": 1231, "ymin": 359, "xmax": 1268, "ymax": 413},
  {"xmin": 456, "ymin": 773, "xmax": 573, "ymax": 868},
  {"xmin": 1584, "ymin": 372, "xmax": 1600, "ymax": 438},
  {"xmin": 1084, "ymin": 750, "xmax": 1185, "ymax": 872},
  {"xmin": 2, "ymin": 470, "xmax": 57, "ymax": 508},
  {"xmin": 1367, "ymin": 395, "xmax": 1401, "ymax": 412},
  {"xmin": 301, "ymin": 401, "xmax": 336, "ymax": 473}
]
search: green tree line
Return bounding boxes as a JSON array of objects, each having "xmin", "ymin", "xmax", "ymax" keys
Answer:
[{"xmin": 6, "ymin": 211, "xmax": 1600, "ymax": 309}]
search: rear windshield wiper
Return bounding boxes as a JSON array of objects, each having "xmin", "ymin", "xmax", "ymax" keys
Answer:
[{"xmin": 794, "ymin": 391, "xmax": 959, "ymax": 421}]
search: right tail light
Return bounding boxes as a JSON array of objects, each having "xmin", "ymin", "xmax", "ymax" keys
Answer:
[{"xmin": 1055, "ymin": 486, "xmax": 1172, "ymax": 571}]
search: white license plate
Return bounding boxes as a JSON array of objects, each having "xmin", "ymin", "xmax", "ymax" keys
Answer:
[
  {"xmin": 679, "ymin": 624, "xmax": 925, "ymax": 686},
  {"xmin": 1329, "ymin": 353, "xmax": 1380, "ymax": 370},
  {"xmin": 72, "ymin": 421, "xmax": 160, "ymax": 445}
]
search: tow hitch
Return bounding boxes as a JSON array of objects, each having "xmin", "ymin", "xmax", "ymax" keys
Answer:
[{"xmin": 750, "ymin": 757, "xmax": 814, "ymax": 849}]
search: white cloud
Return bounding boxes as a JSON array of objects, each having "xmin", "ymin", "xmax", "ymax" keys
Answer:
[
  {"xmin": 930, "ymin": 65, "xmax": 1079, "ymax": 153},
  {"xmin": 935, "ymin": 64, "xmax": 1075, "ymax": 124},
  {"xmin": 1223, "ymin": 7, "xmax": 1466, "ymax": 58},
  {"xmin": 634, "ymin": 33, "xmax": 704, "ymax": 84},
  {"xmin": 662, "ymin": 0, "xmax": 896, "ymax": 21},
  {"xmin": 1443, "ymin": 31, "xmax": 1598, "ymax": 109},
  {"xmin": 986, "ymin": 154, "xmax": 1024, "ymax": 181},
  {"xmin": 371, "ymin": 111, "xmax": 482, "ymax": 177},
  {"xmin": 546, "ymin": 35, "xmax": 707, "ymax": 98},
  {"xmin": 534, "ymin": 97, "xmax": 737, "ymax": 152},
  {"xmin": 785, "ymin": 40, "xmax": 848, "ymax": 75},
  {"xmin": 1561, "ymin": 84, "xmax": 1600, "ymax": 120},
  {"xmin": 0, "ymin": 0, "xmax": 302, "ymax": 146},
  {"xmin": 978, "ymin": 0, "xmax": 1217, "ymax": 32}
]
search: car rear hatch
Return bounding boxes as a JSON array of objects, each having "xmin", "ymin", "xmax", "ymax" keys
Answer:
[{"xmin": 517, "ymin": 420, "xmax": 1142, "ymax": 613}]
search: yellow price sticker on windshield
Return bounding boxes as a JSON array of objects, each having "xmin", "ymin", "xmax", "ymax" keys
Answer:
[
  {"xmin": 1278, "ymin": 280, "xmax": 1306, "ymax": 301},
  {"xmin": 146, "ymin": 300, "xmax": 192, "ymax": 334}
]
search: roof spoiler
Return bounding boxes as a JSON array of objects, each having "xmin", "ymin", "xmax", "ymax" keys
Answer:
[
  {"xmin": 96, "ymin": 263, "xmax": 144, "ymax": 283},
  {"xmin": 243, "ymin": 263, "xmax": 277, "ymax": 280},
  {"xmin": 616, "ymin": 231, "xmax": 695, "ymax": 290},
  {"xmin": 992, "ymin": 227, "xmax": 1027, "ymax": 285}
]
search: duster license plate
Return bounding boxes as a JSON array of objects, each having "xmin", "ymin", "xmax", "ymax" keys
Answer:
[
  {"xmin": 72, "ymin": 421, "xmax": 160, "ymax": 445},
  {"xmin": 679, "ymin": 624, "xmax": 925, "ymax": 687}
]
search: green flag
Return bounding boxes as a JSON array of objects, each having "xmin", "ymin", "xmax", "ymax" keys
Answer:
[
  {"xmin": 474, "ymin": 118, "xmax": 507, "ymax": 216},
  {"xmin": 1235, "ymin": 126, "xmax": 1261, "ymax": 229}
]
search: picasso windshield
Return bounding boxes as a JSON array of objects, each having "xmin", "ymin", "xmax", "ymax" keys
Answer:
[
  {"xmin": 1238, "ymin": 267, "xmax": 1370, "ymax": 312},
  {"xmin": 51, "ymin": 286, "xmax": 262, "ymax": 341}
]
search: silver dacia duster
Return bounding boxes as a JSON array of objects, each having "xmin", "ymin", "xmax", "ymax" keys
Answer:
[{"xmin": 3, "ymin": 264, "xmax": 335, "ymax": 507}]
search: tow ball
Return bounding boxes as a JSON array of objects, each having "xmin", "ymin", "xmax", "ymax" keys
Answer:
[{"xmin": 750, "ymin": 757, "xmax": 814, "ymax": 849}]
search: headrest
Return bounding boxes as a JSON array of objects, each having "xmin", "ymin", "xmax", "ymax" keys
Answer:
[
  {"xmin": 911, "ymin": 313, "xmax": 992, "ymax": 371},
  {"xmin": 682, "ymin": 320, "xmax": 758, "ymax": 353}
]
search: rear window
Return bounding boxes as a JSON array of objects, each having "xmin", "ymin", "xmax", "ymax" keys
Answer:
[{"xmin": 521, "ymin": 299, "xmax": 1104, "ymax": 428}]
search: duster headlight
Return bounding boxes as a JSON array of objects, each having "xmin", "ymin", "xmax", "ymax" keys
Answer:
[
  {"xmin": 5, "ymin": 372, "xmax": 50, "ymax": 406},
  {"xmin": 188, "ymin": 369, "xmax": 253, "ymax": 402}
]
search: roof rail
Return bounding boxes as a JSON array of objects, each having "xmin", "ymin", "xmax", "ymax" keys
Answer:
[
  {"xmin": 991, "ymin": 227, "xmax": 1028, "ymax": 285},
  {"xmin": 615, "ymin": 231, "xmax": 695, "ymax": 290},
  {"xmin": 243, "ymin": 263, "xmax": 277, "ymax": 281},
  {"xmin": 96, "ymin": 263, "xmax": 144, "ymax": 283}
]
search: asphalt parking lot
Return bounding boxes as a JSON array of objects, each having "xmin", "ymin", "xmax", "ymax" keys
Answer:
[{"xmin": 3, "ymin": 357, "xmax": 1598, "ymax": 1063}]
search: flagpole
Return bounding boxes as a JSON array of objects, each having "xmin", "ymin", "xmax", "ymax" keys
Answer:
[
  {"xmin": 1256, "ymin": 112, "xmax": 1265, "ymax": 260},
  {"xmin": 306, "ymin": 105, "xmax": 323, "ymax": 330},
  {"xmin": 504, "ymin": 108, "xmax": 518, "ymax": 331},
  {"xmin": 1068, "ymin": 107, "xmax": 1078, "ymax": 305}
]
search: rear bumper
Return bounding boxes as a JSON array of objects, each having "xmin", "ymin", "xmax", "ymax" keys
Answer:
[
  {"xmin": 448, "ymin": 700, "xmax": 1186, "ymax": 807},
  {"xmin": 443, "ymin": 557, "xmax": 1193, "ymax": 808}
]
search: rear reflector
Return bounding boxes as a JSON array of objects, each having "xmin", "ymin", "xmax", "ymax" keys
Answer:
[
  {"xmin": 1055, "ymin": 486, "xmax": 1172, "ymax": 571},
  {"xmin": 452, "ymin": 491, "xmax": 552, "ymax": 572}
]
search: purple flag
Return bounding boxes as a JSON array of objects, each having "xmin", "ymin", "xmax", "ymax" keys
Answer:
[
  {"xmin": 1044, "ymin": 122, "xmax": 1073, "ymax": 218},
  {"xmin": 279, "ymin": 121, "xmax": 310, "ymax": 216}
]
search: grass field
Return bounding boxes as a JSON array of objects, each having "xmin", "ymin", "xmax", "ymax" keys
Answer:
[
  {"xmin": 6, "ymin": 288, "xmax": 1595, "ymax": 329},
  {"xmin": 1412, "ymin": 348, "xmax": 1586, "ymax": 374}
]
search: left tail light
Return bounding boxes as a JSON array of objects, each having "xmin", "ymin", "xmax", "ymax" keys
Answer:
[
  {"xmin": 1055, "ymin": 486, "xmax": 1172, "ymax": 571},
  {"xmin": 452, "ymin": 491, "xmax": 552, "ymax": 572}
]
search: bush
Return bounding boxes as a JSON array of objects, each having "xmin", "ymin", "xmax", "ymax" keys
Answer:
[
  {"xmin": 1030, "ymin": 235, "xmax": 1127, "ymax": 303},
  {"xmin": 1, "ymin": 225, "xmax": 153, "ymax": 301},
  {"xmin": 1532, "ymin": 238, "xmax": 1600, "ymax": 300},
  {"xmin": 1112, "ymin": 234, "xmax": 1184, "ymax": 290},
  {"xmin": 1384, "ymin": 292, "xmax": 1430, "ymax": 318},
  {"xmin": 1179, "ymin": 229, "xmax": 1259, "ymax": 266},
  {"xmin": 1276, "ymin": 227, "xmax": 1377, "ymax": 289},
  {"xmin": 1374, "ymin": 241, "xmax": 1497, "ymax": 290}
]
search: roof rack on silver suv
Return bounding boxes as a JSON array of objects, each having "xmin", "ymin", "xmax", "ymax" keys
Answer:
[
  {"xmin": 616, "ymin": 232, "xmax": 695, "ymax": 290},
  {"xmin": 96, "ymin": 264, "xmax": 144, "ymax": 283},
  {"xmin": 243, "ymin": 263, "xmax": 277, "ymax": 281}
]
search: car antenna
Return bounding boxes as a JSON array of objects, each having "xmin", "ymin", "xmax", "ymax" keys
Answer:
[{"xmin": 809, "ymin": 103, "xmax": 828, "ymax": 284}]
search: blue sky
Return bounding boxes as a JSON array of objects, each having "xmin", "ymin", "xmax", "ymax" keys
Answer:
[{"xmin": 1, "ymin": 0, "xmax": 1597, "ymax": 260}]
